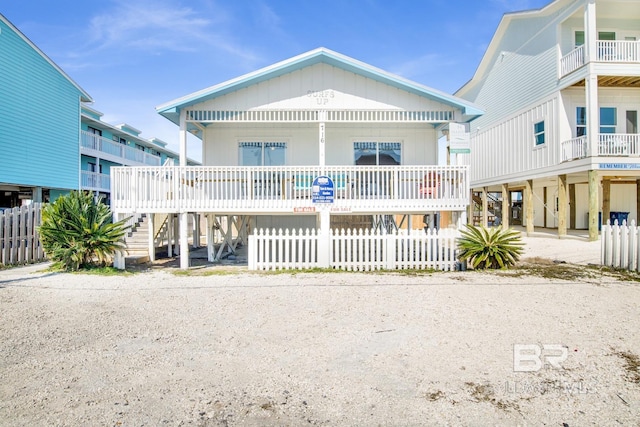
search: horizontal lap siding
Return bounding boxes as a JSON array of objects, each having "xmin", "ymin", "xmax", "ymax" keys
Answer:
[{"xmin": 0, "ymin": 19, "xmax": 82, "ymax": 190}]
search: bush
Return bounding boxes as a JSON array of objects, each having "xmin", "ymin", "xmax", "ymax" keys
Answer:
[
  {"xmin": 457, "ymin": 225, "xmax": 524, "ymax": 269},
  {"xmin": 38, "ymin": 191, "xmax": 130, "ymax": 271}
]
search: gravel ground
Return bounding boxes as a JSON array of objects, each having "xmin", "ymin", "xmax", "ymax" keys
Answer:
[{"xmin": 1, "ymin": 235, "xmax": 639, "ymax": 426}]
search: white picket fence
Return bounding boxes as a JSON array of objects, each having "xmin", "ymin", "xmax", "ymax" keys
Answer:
[
  {"xmin": 601, "ymin": 220, "xmax": 640, "ymax": 272},
  {"xmin": 0, "ymin": 204, "xmax": 45, "ymax": 266},
  {"xmin": 248, "ymin": 227, "xmax": 460, "ymax": 271}
]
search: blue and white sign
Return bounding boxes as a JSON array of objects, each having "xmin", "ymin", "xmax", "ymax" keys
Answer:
[
  {"xmin": 599, "ymin": 163, "xmax": 640, "ymax": 170},
  {"xmin": 312, "ymin": 175, "xmax": 334, "ymax": 204}
]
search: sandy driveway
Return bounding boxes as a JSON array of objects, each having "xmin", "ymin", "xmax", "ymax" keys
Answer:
[{"xmin": 1, "ymin": 236, "xmax": 638, "ymax": 426}]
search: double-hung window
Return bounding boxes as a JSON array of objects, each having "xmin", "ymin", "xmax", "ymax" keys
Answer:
[{"xmin": 533, "ymin": 121, "xmax": 545, "ymax": 146}]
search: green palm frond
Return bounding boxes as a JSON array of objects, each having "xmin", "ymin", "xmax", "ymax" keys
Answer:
[
  {"xmin": 38, "ymin": 191, "xmax": 130, "ymax": 271},
  {"xmin": 457, "ymin": 225, "xmax": 524, "ymax": 269}
]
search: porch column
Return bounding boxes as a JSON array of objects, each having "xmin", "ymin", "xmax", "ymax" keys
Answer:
[
  {"xmin": 525, "ymin": 179, "xmax": 534, "ymax": 236},
  {"xmin": 481, "ymin": 187, "xmax": 488, "ymax": 227},
  {"xmin": 543, "ymin": 187, "xmax": 548, "ymax": 228},
  {"xmin": 179, "ymin": 212, "xmax": 189, "ymax": 269},
  {"xmin": 148, "ymin": 213, "xmax": 156, "ymax": 262},
  {"xmin": 588, "ymin": 170, "xmax": 599, "ymax": 241},
  {"xmin": 585, "ymin": 74, "xmax": 599, "ymax": 156},
  {"xmin": 602, "ymin": 178, "xmax": 611, "ymax": 225},
  {"xmin": 584, "ymin": 0, "xmax": 597, "ymax": 63},
  {"xmin": 167, "ymin": 214, "xmax": 173, "ymax": 257},
  {"xmin": 179, "ymin": 109, "xmax": 188, "ymax": 167},
  {"xmin": 173, "ymin": 214, "xmax": 180, "ymax": 255},
  {"xmin": 317, "ymin": 208, "xmax": 330, "ymax": 268},
  {"xmin": 318, "ymin": 114, "xmax": 326, "ymax": 167},
  {"xmin": 501, "ymin": 183, "xmax": 509, "ymax": 230},
  {"xmin": 558, "ymin": 175, "xmax": 567, "ymax": 238}
]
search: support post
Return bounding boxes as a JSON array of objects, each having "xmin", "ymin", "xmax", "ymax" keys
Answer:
[
  {"xmin": 193, "ymin": 213, "xmax": 201, "ymax": 248},
  {"xmin": 173, "ymin": 214, "xmax": 180, "ymax": 255},
  {"xmin": 558, "ymin": 175, "xmax": 567, "ymax": 238},
  {"xmin": 501, "ymin": 183, "xmax": 509, "ymax": 230},
  {"xmin": 317, "ymin": 208, "xmax": 330, "ymax": 268},
  {"xmin": 602, "ymin": 179, "xmax": 611, "ymax": 226},
  {"xmin": 167, "ymin": 214, "xmax": 173, "ymax": 257},
  {"xmin": 113, "ymin": 212, "xmax": 126, "ymax": 270},
  {"xmin": 569, "ymin": 184, "xmax": 576, "ymax": 229},
  {"xmin": 525, "ymin": 179, "xmax": 534, "ymax": 236},
  {"xmin": 148, "ymin": 213, "xmax": 156, "ymax": 262},
  {"xmin": 482, "ymin": 187, "xmax": 488, "ymax": 227},
  {"xmin": 584, "ymin": 0, "xmax": 597, "ymax": 63},
  {"xmin": 588, "ymin": 170, "xmax": 599, "ymax": 241},
  {"xmin": 543, "ymin": 187, "xmax": 548, "ymax": 228},
  {"xmin": 180, "ymin": 212, "xmax": 189, "ymax": 269},
  {"xmin": 206, "ymin": 214, "xmax": 215, "ymax": 262}
]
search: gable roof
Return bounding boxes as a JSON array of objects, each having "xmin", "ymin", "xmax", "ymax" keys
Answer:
[
  {"xmin": 0, "ymin": 13, "xmax": 92, "ymax": 103},
  {"xmin": 456, "ymin": 0, "xmax": 565, "ymax": 97},
  {"xmin": 157, "ymin": 47, "xmax": 483, "ymax": 124}
]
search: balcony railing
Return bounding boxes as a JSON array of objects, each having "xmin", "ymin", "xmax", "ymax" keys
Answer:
[
  {"xmin": 81, "ymin": 130, "xmax": 161, "ymax": 166},
  {"xmin": 111, "ymin": 165, "xmax": 469, "ymax": 214},
  {"xmin": 81, "ymin": 171, "xmax": 110, "ymax": 192},
  {"xmin": 561, "ymin": 134, "xmax": 640, "ymax": 161},
  {"xmin": 560, "ymin": 40, "xmax": 640, "ymax": 77}
]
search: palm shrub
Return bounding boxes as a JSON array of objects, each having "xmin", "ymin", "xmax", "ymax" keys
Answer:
[
  {"xmin": 457, "ymin": 225, "xmax": 524, "ymax": 269},
  {"xmin": 38, "ymin": 191, "xmax": 130, "ymax": 271}
]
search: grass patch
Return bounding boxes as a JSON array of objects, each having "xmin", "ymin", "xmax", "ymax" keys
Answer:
[
  {"xmin": 614, "ymin": 350, "xmax": 640, "ymax": 384},
  {"xmin": 73, "ymin": 266, "xmax": 136, "ymax": 276},
  {"xmin": 466, "ymin": 382, "xmax": 519, "ymax": 412}
]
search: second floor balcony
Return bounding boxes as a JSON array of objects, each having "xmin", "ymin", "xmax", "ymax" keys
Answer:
[
  {"xmin": 81, "ymin": 170, "xmax": 110, "ymax": 192},
  {"xmin": 110, "ymin": 165, "xmax": 469, "ymax": 214},
  {"xmin": 561, "ymin": 134, "xmax": 640, "ymax": 161},
  {"xmin": 81, "ymin": 130, "xmax": 161, "ymax": 167},
  {"xmin": 560, "ymin": 40, "xmax": 640, "ymax": 77}
]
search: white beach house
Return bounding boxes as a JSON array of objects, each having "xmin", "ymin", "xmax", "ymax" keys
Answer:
[
  {"xmin": 110, "ymin": 48, "xmax": 483, "ymax": 269},
  {"xmin": 457, "ymin": 0, "xmax": 640, "ymax": 240}
]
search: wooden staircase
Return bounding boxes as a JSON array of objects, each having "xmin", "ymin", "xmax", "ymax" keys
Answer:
[{"xmin": 123, "ymin": 213, "xmax": 172, "ymax": 264}]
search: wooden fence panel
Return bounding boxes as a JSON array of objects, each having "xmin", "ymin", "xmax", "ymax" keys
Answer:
[{"xmin": 0, "ymin": 203, "xmax": 46, "ymax": 266}]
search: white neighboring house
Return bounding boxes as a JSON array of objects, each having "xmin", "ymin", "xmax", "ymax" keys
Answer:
[
  {"xmin": 110, "ymin": 48, "xmax": 483, "ymax": 269},
  {"xmin": 456, "ymin": 0, "xmax": 640, "ymax": 240}
]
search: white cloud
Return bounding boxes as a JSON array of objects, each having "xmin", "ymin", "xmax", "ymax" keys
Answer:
[
  {"xmin": 390, "ymin": 53, "xmax": 457, "ymax": 80},
  {"xmin": 84, "ymin": 0, "xmax": 258, "ymax": 61}
]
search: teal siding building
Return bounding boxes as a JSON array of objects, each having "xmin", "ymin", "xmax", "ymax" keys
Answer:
[
  {"xmin": 80, "ymin": 105, "xmax": 198, "ymax": 205},
  {"xmin": 0, "ymin": 13, "xmax": 92, "ymax": 207}
]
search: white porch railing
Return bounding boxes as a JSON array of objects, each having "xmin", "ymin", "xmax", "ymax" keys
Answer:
[
  {"xmin": 598, "ymin": 134, "xmax": 640, "ymax": 156},
  {"xmin": 248, "ymin": 227, "xmax": 460, "ymax": 271},
  {"xmin": 81, "ymin": 171, "xmax": 111, "ymax": 192},
  {"xmin": 597, "ymin": 40, "xmax": 640, "ymax": 63},
  {"xmin": 81, "ymin": 130, "xmax": 161, "ymax": 166},
  {"xmin": 560, "ymin": 45, "xmax": 585, "ymax": 76},
  {"xmin": 560, "ymin": 41, "xmax": 640, "ymax": 77},
  {"xmin": 561, "ymin": 134, "xmax": 640, "ymax": 161},
  {"xmin": 111, "ymin": 165, "xmax": 469, "ymax": 214},
  {"xmin": 561, "ymin": 136, "xmax": 588, "ymax": 161}
]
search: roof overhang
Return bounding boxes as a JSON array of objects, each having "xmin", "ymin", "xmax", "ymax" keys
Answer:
[{"xmin": 157, "ymin": 47, "xmax": 484, "ymax": 127}]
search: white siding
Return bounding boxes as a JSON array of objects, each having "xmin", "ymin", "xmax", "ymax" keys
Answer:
[
  {"xmin": 202, "ymin": 123, "xmax": 438, "ymax": 166},
  {"xmin": 470, "ymin": 96, "xmax": 559, "ymax": 185},
  {"xmin": 191, "ymin": 63, "xmax": 455, "ymax": 113}
]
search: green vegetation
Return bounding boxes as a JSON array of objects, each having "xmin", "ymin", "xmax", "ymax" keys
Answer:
[
  {"xmin": 457, "ymin": 225, "xmax": 524, "ymax": 269},
  {"xmin": 38, "ymin": 191, "xmax": 130, "ymax": 271}
]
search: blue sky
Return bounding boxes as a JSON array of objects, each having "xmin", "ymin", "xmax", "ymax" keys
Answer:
[{"xmin": 3, "ymin": 0, "xmax": 549, "ymax": 159}]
